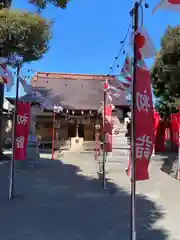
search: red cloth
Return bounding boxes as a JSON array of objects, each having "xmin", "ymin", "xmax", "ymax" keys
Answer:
[
  {"xmin": 169, "ymin": 0, "xmax": 180, "ymax": 4},
  {"xmin": 127, "ymin": 67, "xmax": 154, "ymax": 181},
  {"xmin": 104, "ymin": 105, "xmax": 112, "ymax": 152},
  {"xmin": 14, "ymin": 101, "xmax": 30, "ymax": 160}
]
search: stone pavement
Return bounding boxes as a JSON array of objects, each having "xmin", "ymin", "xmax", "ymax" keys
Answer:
[
  {"xmin": 106, "ymin": 152, "xmax": 180, "ymax": 240},
  {"xmin": 0, "ymin": 150, "xmax": 180, "ymax": 239}
]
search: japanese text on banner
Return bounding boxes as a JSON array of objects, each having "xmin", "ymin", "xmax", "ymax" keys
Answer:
[
  {"xmin": 127, "ymin": 66, "xmax": 154, "ymax": 181},
  {"xmin": 14, "ymin": 102, "xmax": 30, "ymax": 161}
]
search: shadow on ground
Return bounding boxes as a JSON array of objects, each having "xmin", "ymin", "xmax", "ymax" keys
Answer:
[
  {"xmin": 155, "ymin": 152, "xmax": 178, "ymax": 178},
  {"xmin": 0, "ymin": 156, "xmax": 169, "ymax": 240}
]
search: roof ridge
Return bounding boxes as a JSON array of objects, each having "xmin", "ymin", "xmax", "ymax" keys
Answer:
[
  {"xmin": 31, "ymin": 72, "xmax": 115, "ymax": 86},
  {"xmin": 35, "ymin": 72, "xmax": 109, "ymax": 77}
]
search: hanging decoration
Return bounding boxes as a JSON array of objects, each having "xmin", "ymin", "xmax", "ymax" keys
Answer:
[
  {"xmin": 54, "ymin": 107, "xmax": 95, "ymax": 119},
  {"xmin": 104, "ymin": 104, "xmax": 113, "ymax": 153},
  {"xmin": 54, "ymin": 105, "xmax": 63, "ymax": 113},
  {"xmin": 0, "ymin": 64, "xmax": 14, "ymax": 91},
  {"xmin": 104, "ymin": 79, "xmax": 121, "ymax": 98},
  {"xmin": 94, "ymin": 129, "xmax": 101, "ymax": 162},
  {"xmin": 153, "ymin": 0, "xmax": 180, "ymax": 13},
  {"xmin": 135, "ymin": 27, "xmax": 156, "ymax": 59},
  {"xmin": 121, "ymin": 55, "xmax": 132, "ymax": 80},
  {"xmin": 135, "ymin": 33, "xmax": 145, "ymax": 49},
  {"xmin": 116, "ymin": 55, "xmax": 133, "ymax": 93},
  {"xmin": 116, "ymin": 29, "xmax": 154, "ymax": 95}
]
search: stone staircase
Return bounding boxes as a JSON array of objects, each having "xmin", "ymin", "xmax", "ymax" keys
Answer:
[
  {"xmin": 111, "ymin": 116, "xmax": 125, "ymax": 133},
  {"xmin": 107, "ymin": 130, "xmax": 130, "ymax": 164},
  {"xmin": 111, "ymin": 116, "xmax": 129, "ymax": 158},
  {"xmin": 83, "ymin": 141, "xmax": 94, "ymax": 151}
]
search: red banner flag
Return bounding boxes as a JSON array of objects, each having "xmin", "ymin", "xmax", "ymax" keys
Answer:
[
  {"xmin": 171, "ymin": 112, "xmax": 180, "ymax": 145},
  {"xmin": 94, "ymin": 133, "xmax": 100, "ymax": 161},
  {"xmin": 104, "ymin": 105, "xmax": 112, "ymax": 152},
  {"xmin": 127, "ymin": 66, "xmax": 154, "ymax": 181},
  {"xmin": 14, "ymin": 101, "xmax": 30, "ymax": 160},
  {"xmin": 154, "ymin": 110, "xmax": 160, "ymax": 137}
]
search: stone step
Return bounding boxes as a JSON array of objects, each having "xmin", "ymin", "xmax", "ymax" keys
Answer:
[
  {"xmin": 83, "ymin": 141, "xmax": 94, "ymax": 150},
  {"xmin": 112, "ymin": 143, "xmax": 129, "ymax": 148},
  {"xmin": 112, "ymin": 143, "xmax": 128, "ymax": 148},
  {"xmin": 107, "ymin": 152, "xmax": 129, "ymax": 158},
  {"xmin": 111, "ymin": 116, "xmax": 124, "ymax": 129}
]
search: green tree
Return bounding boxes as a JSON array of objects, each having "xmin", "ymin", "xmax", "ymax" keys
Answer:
[
  {"xmin": 0, "ymin": 9, "xmax": 51, "ymax": 160},
  {"xmin": 154, "ymin": 98, "xmax": 180, "ymax": 120},
  {"xmin": 0, "ymin": 0, "xmax": 68, "ymax": 9},
  {"xmin": 0, "ymin": 0, "xmax": 69, "ymax": 160},
  {"xmin": 28, "ymin": 0, "xmax": 68, "ymax": 9},
  {"xmin": 151, "ymin": 25, "xmax": 180, "ymax": 118},
  {"xmin": 0, "ymin": 9, "xmax": 51, "ymax": 60},
  {"xmin": 0, "ymin": 0, "xmax": 12, "ymax": 9}
]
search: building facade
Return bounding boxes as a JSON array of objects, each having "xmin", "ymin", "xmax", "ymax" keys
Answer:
[{"xmin": 8, "ymin": 72, "xmax": 130, "ymax": 151}]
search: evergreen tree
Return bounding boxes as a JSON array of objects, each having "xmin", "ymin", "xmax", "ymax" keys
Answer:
[{"xmin": 151, "ymin": 26, "xmax": 180, "ymax": 118}]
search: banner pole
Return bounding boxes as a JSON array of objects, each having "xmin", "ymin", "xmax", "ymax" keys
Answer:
[
  {"xmin": 102, "ymin": 85, "xmax": 107, "ymax": 189},
  {"xmin": 9, "ymin": 64, "xmax": 21, "ymax": 200},
  {"xmin": 51, "ymin": 108, "xmax": 55, "ymax": 160},
  {"xmin": 130, "ymin": 2, "xmax": 139, "ymax": 240},
  {"xmin": 177, "ymin": 113, "xmax": 180, "ymax": 180}
]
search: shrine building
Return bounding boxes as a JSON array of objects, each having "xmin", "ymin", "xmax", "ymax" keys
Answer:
[{"xmin": 7, "ymin": 72, "xmax": 130, "ymax": 151}]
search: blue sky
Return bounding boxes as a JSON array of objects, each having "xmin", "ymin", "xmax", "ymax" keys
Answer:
[{"xmin": 5, "ymin": 0, "xmax": 180, "ymax": 97}]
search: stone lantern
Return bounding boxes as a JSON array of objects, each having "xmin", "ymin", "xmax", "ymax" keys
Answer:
[{"xmin": 26, "ymin": 102, "xmax": 40, "ymax": 167}]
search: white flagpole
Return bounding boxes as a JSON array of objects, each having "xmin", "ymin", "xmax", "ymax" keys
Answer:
[
  {"xmin": 130, "ymin": 1, "xmax": 139, "ymax": 239},
  {"xmin": 9, "ymin": 64, "xmax": 21, "ymax": 199},
  {"xmin": 102, "ymin": 84, "xmax": 107, "ymax": 189}
]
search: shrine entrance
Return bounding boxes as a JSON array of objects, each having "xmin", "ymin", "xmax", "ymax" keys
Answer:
[
  {"xmin": 78, "ymin": 124, "xmax": 84, "ymax": 138},
  {"xmin": 68, "ymin": 123, "xmax": 76, "ymax": 138}
]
